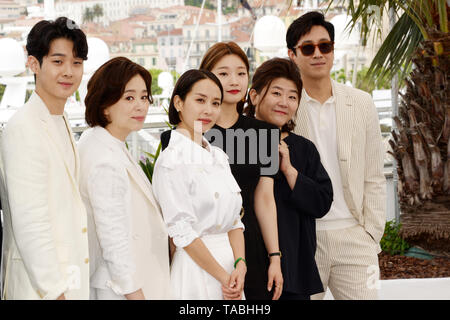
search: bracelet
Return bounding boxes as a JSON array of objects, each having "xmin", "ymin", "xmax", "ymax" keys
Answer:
[
  {"xmin": 234, "ymin": 257, "xmax": 247, "ymax": 269},
  {"xmin": 268, "ymin": 251, "xmax": 282, "ymax": 258}
]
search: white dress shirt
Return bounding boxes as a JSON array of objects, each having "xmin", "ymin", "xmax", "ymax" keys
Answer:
[
  {"xmin": 153, "ymin": 130, "xmax": 244, "ymax": 248},
  {"xmin": 303, "ymin": 88, "xmax": 359, "ymax": 230}
]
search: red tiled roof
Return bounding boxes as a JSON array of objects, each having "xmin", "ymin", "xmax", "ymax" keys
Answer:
[{"xmin": 156, "ymin": 28, "xmax": 182, "ymax": 37}]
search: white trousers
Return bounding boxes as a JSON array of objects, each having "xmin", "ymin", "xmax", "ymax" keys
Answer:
[{"xmin": 311, "ymin": 224, "xmax": 380, "ymax": 300}]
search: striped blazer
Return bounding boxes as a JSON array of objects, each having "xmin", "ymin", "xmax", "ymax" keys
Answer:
[{"xmin": 294, "ymin": 79, "xmax": 386, "ymax": 252}]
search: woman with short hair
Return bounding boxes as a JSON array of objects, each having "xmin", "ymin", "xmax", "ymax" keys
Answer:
[{"xmin": 78, "ymin": 56, "xmax": 171, "ymax": 300}]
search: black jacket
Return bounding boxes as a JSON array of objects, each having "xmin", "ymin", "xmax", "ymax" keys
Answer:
[{"xmin": 275, "ymin": 132, "xmax": 333, "ymax": 296}]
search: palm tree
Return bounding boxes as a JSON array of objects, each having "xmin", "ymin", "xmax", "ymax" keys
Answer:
[
  {"xmin": 329, "ymin": 0, "xmax": 448, "ymax": 87},
  {"xmin": 83, "ymin": 7, "xmax": 94, "ymax": 24},
  {"xmin": 328, "ymin": 0, "xmax": 449, "ymax": 253},
  {"xmin": 93, "ymin": 4, "xmax": 104, "ymax": 24}
]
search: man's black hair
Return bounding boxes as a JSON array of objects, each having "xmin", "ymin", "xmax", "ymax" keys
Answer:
[
  {"xmin": 26, "ymin": 16, "xmax": 88, "ymax": 65},
  {"xmin": 286, "ymin": 11, "xmax": 335, "ymax": 55}
]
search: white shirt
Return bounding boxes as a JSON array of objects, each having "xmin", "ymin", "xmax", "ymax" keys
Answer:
[
  {"xmin": 303, "ymin": 88, "xmax": 358, "ymax": 230},
  {"xmin": 51, "ymin": 114, "xmax": 76, "ymax": 177},
  {"xmin": 152, "ymin": 130, "xmax": 244, "ymax": 248}
]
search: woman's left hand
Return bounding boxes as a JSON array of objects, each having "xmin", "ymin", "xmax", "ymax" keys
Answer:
[
  {"xmin": 279, "ymin": 141, "xmax": 293, "ymax": 175},
  {"xmin": 267, "ymin": 257, "xmax": 283, "ymax": 300}
]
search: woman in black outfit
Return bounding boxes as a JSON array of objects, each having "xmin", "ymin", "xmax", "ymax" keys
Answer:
[
  {"xmin": 161, "ymin": 42, "xmax": 283, "ymax": 300},
  {"xmin": 245, "ymin": 58, "xmax": 333, "ymax": 300}
]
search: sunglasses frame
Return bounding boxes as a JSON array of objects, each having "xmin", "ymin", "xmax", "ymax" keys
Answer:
[{"xmin": 295, "ymin": 41, "xmax": 335, "ymax": 56}]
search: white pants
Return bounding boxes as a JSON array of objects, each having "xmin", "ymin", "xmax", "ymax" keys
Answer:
[{"xmin": 311, "ymin": 224, "xmax": 380, "ymax": 300}]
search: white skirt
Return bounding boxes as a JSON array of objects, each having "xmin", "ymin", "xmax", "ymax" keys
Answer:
[{"xmin": 170, "ymin": 233, "xmax": 244, "ymax": 300}]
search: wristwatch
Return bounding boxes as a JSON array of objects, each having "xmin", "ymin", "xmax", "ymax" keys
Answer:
[{"xmin": 268, "ymin": 251, "xmax": 282, "ymax": 258}]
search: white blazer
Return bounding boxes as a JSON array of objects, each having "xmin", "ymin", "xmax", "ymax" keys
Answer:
[
  {"xmin": 0, "ymin": 92, "xmax": 89, "ymax": 300},
  {"xmin": 294, "ymin": 80, "xmax": 386, "ymax": 250},
  {"xmin": 77, "ymin": 126, "xmax": 171, "ymax": 299}
]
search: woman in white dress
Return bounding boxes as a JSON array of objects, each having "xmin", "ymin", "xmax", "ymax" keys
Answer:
[
  {"xmin": 78, "ymin": 57, "xmax": 171, "ymax": 300},
  {"xmin": 152, "ymin": 69, "xmax": 246, "ymax": 300}
]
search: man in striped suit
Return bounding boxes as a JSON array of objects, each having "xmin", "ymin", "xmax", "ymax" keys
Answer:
[{"xmin": 287, "ymin": 11, "xmax": 386, "ymax": 299}]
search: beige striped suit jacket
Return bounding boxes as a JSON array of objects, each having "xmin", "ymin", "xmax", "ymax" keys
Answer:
[{"xmin": 294, "ymin": 79, "xmax": 386, "ymax": 252}]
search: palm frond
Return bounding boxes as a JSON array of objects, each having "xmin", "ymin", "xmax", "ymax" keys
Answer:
[
  {"xmin": 437, "ymin": 0, "xmax": 449, "ymax": 33},
  {"xmin": 398, "ymin": 0, "xmax": 432, "ymax": 39},
  {"xmin": 364, "ymin": 12, "xmax": 423, "ymax": 87}
]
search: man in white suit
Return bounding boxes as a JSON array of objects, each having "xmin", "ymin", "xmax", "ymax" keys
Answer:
[
  {"xmin": 0, "ymin": 17, "xmax": 90, "ymax": 300},
  {"xmin": 287, "ymin": 12, "xmax": 386, "ymax": 299}
]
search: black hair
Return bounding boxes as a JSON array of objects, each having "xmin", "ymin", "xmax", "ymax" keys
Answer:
[
  {"xmin": 26, "ymin": 16, "xmax": 88, "ymax": 65},
  {"xmin": 244, "ymin": 58, "xmax": 302, "ymax": 132},
  {"xmin": 286, "ymin": 11, "xmax": 335, "ymax": 55},
  {"xmin": 168, "ymin": 69, "xmax": 223, "ymax": 125}
]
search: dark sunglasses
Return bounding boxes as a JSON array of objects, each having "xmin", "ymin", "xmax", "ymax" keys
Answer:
[{"xmin": 295, "ymin": 41, "xmax": 334, "ymax": 56}]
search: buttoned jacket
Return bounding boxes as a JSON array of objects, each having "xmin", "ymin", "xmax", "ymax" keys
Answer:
[
  {"xmin": 0, "ymin": 92, "xmax": 89, "ymax": 300},
  {"xmin": 78, "ymin": 126, "xmax": 171, "ymax": 299},
  {"xmin": 294, "ymin": 80, "xmax": 386, "ymax": 251}
]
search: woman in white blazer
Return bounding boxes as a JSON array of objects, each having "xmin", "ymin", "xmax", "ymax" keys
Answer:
[{"xmin": 77, "ymin": 57, "xmax": 171, "ymax": 300}]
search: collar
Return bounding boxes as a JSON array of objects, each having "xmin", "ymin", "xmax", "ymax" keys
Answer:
[
  {"xmin": 302, "ymin": 80, "xmax": 336, "ymax": 105},
  {"xmin": 170, "ymin": 129, "xmax": 212, "ymax": 151},
  {"xmin": 90, "ymin": 126, "xmax": 127, "ymax": 149},
  {"xmin": 168, "ymin": 129, "xmax": 224, "ymax": 167}
]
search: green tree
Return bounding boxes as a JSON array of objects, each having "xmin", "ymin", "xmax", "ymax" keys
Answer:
[
  {"xmin": 0, "ymin": 84, "xmax": 5, "ymax": 103},
  {"xmin": 331, "ymin": 66, "xmax": 394, "ymax": 93},
  {"xmin": 329, "ymin": 0, "xmax": 448, "ymax": 88},
  {"xmin": 93, "ymin": 4, "xmax": 104, "ymax": 23},
  {"xmin": 149, "ymin": 69, "xmax": 180, "ymax": 96},
  {"xmin": 149, "ymin": 69, "xmax": 163, "ymax": 95},
  {"xmin": 185, "ymin": 0, "xmax": 215, "ymax": 10},
  {"xmin": 83, "ymin": 7, "xmax": 94, "ymax": 23}
]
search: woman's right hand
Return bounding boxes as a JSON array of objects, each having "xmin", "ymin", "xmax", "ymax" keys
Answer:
[{"xmin": 220, "ymin": 272, "xmax": 241, "ymax": 300}]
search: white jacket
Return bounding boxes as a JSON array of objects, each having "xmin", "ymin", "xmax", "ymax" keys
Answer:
[
  {"xmin": 0, "ymin": 92, "xmax": 89, "ymax": 300},
  {"xmin": 294, "ymin": 80, "xmax": 386, "ymax": 251},
  {"xmin": 77, "ymin": 126, "xmax": 171, "ymax": 299}
]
